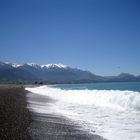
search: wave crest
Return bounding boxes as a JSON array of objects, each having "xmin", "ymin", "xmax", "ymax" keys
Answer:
[{"xmin": 26, "ymin": 86, "xmax": 140, "ymax": 111}]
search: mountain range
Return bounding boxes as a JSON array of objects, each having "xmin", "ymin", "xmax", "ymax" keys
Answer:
[{"xmin": 0, "ymin": 62, "xmax": 140, "ymax": 84}]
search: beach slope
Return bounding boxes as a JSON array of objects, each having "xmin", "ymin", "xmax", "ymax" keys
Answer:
[{"xmin": 0, "ymin": 85, "xmax": 32, "ymax": 140}]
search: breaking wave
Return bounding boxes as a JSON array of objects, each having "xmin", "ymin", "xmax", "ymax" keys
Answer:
[{"xmin": 26, "ymin": 86, "xmax": 140, "ymax": 112}]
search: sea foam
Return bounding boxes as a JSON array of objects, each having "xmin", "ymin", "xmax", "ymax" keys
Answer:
[
  {"xmin": 26, "ymin": 86, "xmax": 140, "ymax": 140},
  {"xmin": 26, "ymin": 85, "xmax": 140, "ymax": 112}
]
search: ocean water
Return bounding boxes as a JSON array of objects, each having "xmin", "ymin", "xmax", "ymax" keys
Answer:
[{"xmin": 26, "ymin": 82, "xmax": 140, "ymax": 140}]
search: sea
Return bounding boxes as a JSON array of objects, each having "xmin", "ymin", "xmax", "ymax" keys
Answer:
[{"xmin": 26, "ymin": 82, "xmax": 140, "ymax": 140}]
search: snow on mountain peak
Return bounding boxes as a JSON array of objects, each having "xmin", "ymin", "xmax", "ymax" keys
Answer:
[
  {"xmin": 3, "ymin": 62, "xmax": 68, "ymax": 69},
  {"xmin": 5, "ymin": 62, "xmax": 22, "ymax": 68},
  {"xmin": 41, "ymin": 63, "xmax": 67, "ymax": 69},
  {"xmin": 25, "ymin": 62, "xmax": 68, "ymax": 69},
  {"xmin": 12, "ymin": 64, "xmax": 22, "ymax": 68},
  {"xmin": 27, "ymin": 63, "xmax": 40, "ymax": 67}
]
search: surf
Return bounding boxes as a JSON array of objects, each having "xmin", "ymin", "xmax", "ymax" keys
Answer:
[
  {"xmin": 26, "ymin": 85, "xmax": 140, "ymax": 140},
  {"xmin": 26, "ymin": 85, "xmax": 140, "ymax": 112}
]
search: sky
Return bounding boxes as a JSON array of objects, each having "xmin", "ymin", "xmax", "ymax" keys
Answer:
[{"xmin": 0, "ymin": 0, "xmax": 140, "ymax": 76}]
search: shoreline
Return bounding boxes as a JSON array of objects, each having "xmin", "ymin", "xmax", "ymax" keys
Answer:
[
  {"xmin": 0, "ymin": 85, "xmax": 105, "ymax": 140},
  {"xmin": 27, "ymin": 90, "xmax": 105, "ymax": 140}
]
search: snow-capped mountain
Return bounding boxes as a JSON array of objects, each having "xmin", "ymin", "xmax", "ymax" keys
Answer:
[
  {"xmin": 0, "ymin": 62, "xmax": 105, "ymax": 83},
  {"xmin": 5, "ymin": 62, "xmax": 22, "ymax": 68},
  {"xmin": 0, "ymin": 62, "xmax": 139, "ymax": 84},
  {"xmin": 4, "ymin": 62, "xmax": 68, "ymax": 69},
  {"xmin": 41, "ymin": 63, "xmax": 68, "ymax": 69}
]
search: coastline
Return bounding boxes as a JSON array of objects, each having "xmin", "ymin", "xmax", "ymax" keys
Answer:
[
  {"xmin": 0, "ymin": 85, "xmax": 105, "ymax": 140},
  {"xmin": 27, "ymin": 90, "xmax": 105, "ymax": 140}
]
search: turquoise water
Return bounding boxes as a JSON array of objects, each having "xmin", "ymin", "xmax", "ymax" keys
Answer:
[{"xmin": 53, "ymin": 82, "xmax": 140, "ymax": 92}]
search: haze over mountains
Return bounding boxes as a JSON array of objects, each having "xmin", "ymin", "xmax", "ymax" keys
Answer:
[{"xmin": 0, "ymin": 62, "xmax": 140, "ymax": 84}]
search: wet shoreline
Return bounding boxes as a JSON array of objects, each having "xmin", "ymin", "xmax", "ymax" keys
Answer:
[
  {"xmin": 27, "ymin": 92, "xmax": 105, "ymax": 140},
  {"xmin": 0, "ymin": 85, "xmax": 105, "ymax": 140}
]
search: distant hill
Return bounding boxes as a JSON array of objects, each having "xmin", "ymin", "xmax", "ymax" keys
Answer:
[
  {"xmin": 105, "ymin": 73, "xmax": 140, "ymax": 82},
  {"xmin": 0, "ymin": 62, "xmax": 140, "ymax": 84}
]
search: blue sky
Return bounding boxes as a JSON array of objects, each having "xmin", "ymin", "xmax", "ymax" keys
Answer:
[{"xmin": 0, "ymin": 0, "xmax": 140, "ymax": 76}]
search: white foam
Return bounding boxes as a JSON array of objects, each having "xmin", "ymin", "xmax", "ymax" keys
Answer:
[
  {"xmin": 26, "ymin": 86, "xmax": 140, "ymax": 112},
  {"xmin": 26, "ymin": 86, "xmax": 140, "ymax": 140}
]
